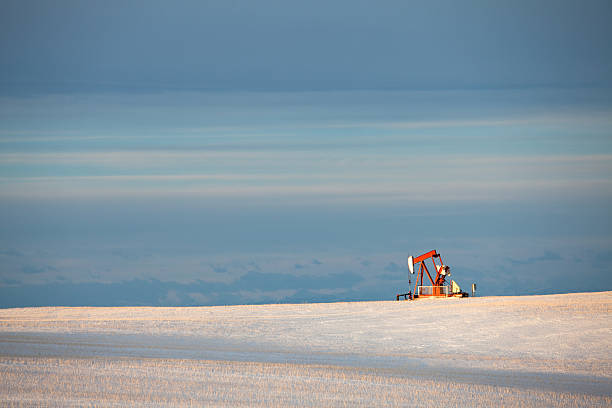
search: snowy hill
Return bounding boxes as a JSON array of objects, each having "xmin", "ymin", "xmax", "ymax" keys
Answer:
[{"xmin": 1, "ymin": 292, "xmax": 611, "ymax": 407}]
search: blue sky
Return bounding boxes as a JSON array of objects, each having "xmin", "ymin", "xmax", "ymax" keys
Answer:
[{"xmin": 1, "ymin": 1, "xmax": 611, "ymax": 306}]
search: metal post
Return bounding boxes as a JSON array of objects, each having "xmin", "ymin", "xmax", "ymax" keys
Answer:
[{"xmin": 408, "ymin": 278, "xmax": 412, "ymax": 300}]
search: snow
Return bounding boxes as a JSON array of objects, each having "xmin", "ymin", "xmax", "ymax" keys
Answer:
[{"xmin": 1, "ymin": 292, "xmax": 611, "ymax": 406}]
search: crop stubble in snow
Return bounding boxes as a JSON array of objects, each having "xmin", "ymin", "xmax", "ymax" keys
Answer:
[{"xmin": 0, "ymin": 292, "xmax": 611, "ymax": 406}]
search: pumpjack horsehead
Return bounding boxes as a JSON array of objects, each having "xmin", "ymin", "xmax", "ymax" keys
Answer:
[{"xmin": 396, "ymin": 250, "xmax": 470, "ymax": 300}]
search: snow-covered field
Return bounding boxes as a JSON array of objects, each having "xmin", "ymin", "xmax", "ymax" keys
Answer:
[{"xmin": 1, "ymin": 292, "xmax": 611, "ymax": 407}]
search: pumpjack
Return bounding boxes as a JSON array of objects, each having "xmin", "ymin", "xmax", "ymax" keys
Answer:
[{"xmin": 396, "ymin": 249, "xmax": 469, "ymax": 300}]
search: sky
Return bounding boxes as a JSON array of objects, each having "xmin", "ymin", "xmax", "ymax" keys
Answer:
[{"xmin": 1, "ymin": 1, "xmax": 611, "ymax": 307}]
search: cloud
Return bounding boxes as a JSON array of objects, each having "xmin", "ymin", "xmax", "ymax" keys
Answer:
[
  {"xmin": 21, "ymin": 265, "xmax": 57, "ymax": 274},
  {"xmin": 0, "ymin": 249, "xmax": 24, "ymax": 257},
  {"xmin": 379, "ymin": 274, "xmax": 406, "ymax": 281},
  {"xmin": 20, "ymin": 266, "xmax": 44, "ymax": 275},
  {"xmin": 324, "ymin": 116, "xmax": 577, "ymax": 130},
  {"xmin": 0, "ymin": 271, "xmax": 365, "ymax": 308},
  {"xmin": 237, "ymin": 289, "xmax": 298, "ymax": 304},
  {"xmin": 187, "ymin": 292, "xmax": 210, "ymax": 304},
  {"xmin": 159, "ymin": 290, "xmax": 182, "ymax": 306},
  {"xmin": 1, "ymin": 278, "xmax": 21, "ymax": 286},
  {"xmin": 210, "ymin": 265, "xmax": 228, "ymax": 273},
  {"xmin": 593, "ymin": 250, "xmax": 612, "ymax": 265},
  {"xmin": 379, "ymin": 261, "xmax": 411, "ymax": 281},
  {"xmin": 234, "ymin": 271, "xmax": 363, "ymax": 292},
  {"xmin": 111, "ymin": 250, "xmax": 145, "ymax": 261},
  {"xmin": 384, "ymin": 262, "xmax": 404, "ymax": 273},
  {"xmin": 506, "ymin": 251, "xmax": 563, "ymax": 266},
  {"xmin": 4, "ymin": 173, "xmax": 609, "ymax": 205}
]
